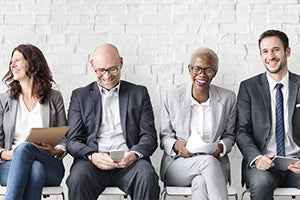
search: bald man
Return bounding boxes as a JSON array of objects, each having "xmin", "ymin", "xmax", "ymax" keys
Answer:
[{"xmin": 66, "ymin": 43, "xmax": 160, "ymax": 200}]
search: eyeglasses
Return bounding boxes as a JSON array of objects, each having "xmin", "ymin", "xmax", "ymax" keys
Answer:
[
  {"xmin": 94, "ymin": 66, "xmax": 119, "ymax": 75},
  {"xmin": 188, "ymin": 65, "xmax": 217, "ymax": 76}
]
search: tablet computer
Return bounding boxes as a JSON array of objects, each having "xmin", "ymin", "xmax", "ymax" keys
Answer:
[
  {"xmin": 26, "ymin": 126, "xmax": 69, "ymax": 146},
  {"xmin": 272, "ymin": 156, "xmax": 299, "ymax": 171}
]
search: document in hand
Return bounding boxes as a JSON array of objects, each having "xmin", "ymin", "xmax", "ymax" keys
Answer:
[
  {"xmin": 26, "ymin": 126, "xmax": 69, "ymax": 146},
  {"xmin": 185, "ymin": 129, "xmax": 219, "ymax": 154}
]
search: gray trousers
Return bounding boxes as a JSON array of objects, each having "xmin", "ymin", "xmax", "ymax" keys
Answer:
[
  {"xmin": 164, "ymin": 155, "xmax": 229, "ymax": 200},
  {"xmin": 67, "ymin": 158, "xmax": 160, "ymax": 200}
]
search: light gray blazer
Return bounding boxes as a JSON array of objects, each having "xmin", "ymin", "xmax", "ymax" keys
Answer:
[
  {"xmin": 160, "ymin": 84, "xmax": 236, "ymax": 182},
  {"xmin": 0, "ymin": 89, "xmax": 67, "ymax": 151}
]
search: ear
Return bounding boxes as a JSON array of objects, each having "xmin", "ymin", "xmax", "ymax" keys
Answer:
[
  {"xmin": 286, "ymin": 47, "xmax": 291, "ymax": 57},
  {"xmin": 119, "ymin": 57, "xmax": 123, "ymax": 69},
  {"xmin": 89, "ymin": 59, "xmax": 94, "ymax": 68}
]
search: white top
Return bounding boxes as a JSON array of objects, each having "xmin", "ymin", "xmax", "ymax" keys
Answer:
[
  {"xmin": 265, "ymin": 72, "xmax": 299, "ymax": 157},
  {"xmin": 97, "ymin": 83, "xmax": 129, "ymax": 153},
  {"xmin": 12, "ymin": 95, "xmax": 43, "ymax": 149}
]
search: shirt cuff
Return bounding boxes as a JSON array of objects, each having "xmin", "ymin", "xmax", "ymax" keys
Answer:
[
  {"xmin": 250, "ymin": 155, "xmax": 263, "ymax": 168},
  {"xmin": 130, "ymin": 151, "xmax": 143, "ymax": 159},
  {"xmin": 219, "ymin": 140, "xmax": 226, "ymax": 157}
]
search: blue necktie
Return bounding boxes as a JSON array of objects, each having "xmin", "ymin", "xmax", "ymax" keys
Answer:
[{"xmin": 275, "ymin": 83, "xmax": 285, "ymax": 156}]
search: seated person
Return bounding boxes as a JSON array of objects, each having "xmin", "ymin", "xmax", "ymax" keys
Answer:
[
  {"xmin": 236, "ymin": 29, "xmax": 300, "ymax": 200},
  {"xmin": 0, "ymin": 44, "xmax": 67, "ymax": 200},
  {"xmin": 160, "ymin": 47, "xmax": 236, "ymax": 200},
  {"xmin": 66, "ymin": 43, "xmax": 160, "ymax": 200}
]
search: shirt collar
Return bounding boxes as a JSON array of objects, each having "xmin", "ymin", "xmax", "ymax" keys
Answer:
[
  {"xmin": 190, "ymin": 90, "xmax": 211, "ymax": 106},
  {"xmin": 266, "ymin": 71, "xmax": 289, "ymax": 90},
  {"xmin": 98, "ymin": 82, "xmax": 120, "ymax": 95}
]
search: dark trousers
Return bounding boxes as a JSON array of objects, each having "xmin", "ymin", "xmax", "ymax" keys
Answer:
[
  {"xmin": 246, "ymin": 167, "xmax": 300, "ymax": 200},
  {"xmin": 67, "ymin": 158, "xmax": 160, "ymax": 200}
]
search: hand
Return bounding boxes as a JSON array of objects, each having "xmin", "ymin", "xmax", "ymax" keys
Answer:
[
  {"xmin": 212, "ymin": 143, "xmax": 223, "ymax": 158},
  {"xmin": 116, "ymin": 151, "xmax": 138, "ymax": 168},
  {"xmin": 90, "ymin": 152, "xmax": 118, "ymax": 170},
  {"xmin": 173, "ymin": 141, "xmax": 193, "ymax": 158},
  {"xmin": 1, "ymin": 150, "xmax": 13, "ymax": 160},
  {"xmin": 288, "ymin": 160, "xmax": 300, "ymax": 174},
  {"xmin": 34, "ymin": 143, "xmax": 58, "ymax": 156},
  {"xmin": 255, "ymin": 154, "xmax": 275, "ymax": 171}
]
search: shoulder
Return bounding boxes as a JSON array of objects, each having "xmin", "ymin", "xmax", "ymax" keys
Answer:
[
  {"xmin": 71, "ymin": 82, "xmax": 97, "ymax": 95},
  {"xmin": 120, "ymin": 81, "xmax": 149, "ymax": 96},
  {"xmin": 0, "ymin": 92, "xmax": 10, "ymax": 104},
  {"xmin": 211, "ymin": 85, "xmax": 236, "ymax": 105},
  {"xmin": 240, "ymin": 73, "xmax": 264, "ymax": 86},
  {"xmin": 166, "ymin": 84, "xmax": 189, "ymax": 97}
]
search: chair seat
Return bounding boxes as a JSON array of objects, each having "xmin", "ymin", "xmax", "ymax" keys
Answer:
[
  {"xmin": 101, "ymin": 187, "xmax": 127, "ymax": 195},
  {"xmin": 161, "ymin": 186, "xmax": 238, "ymax": 199},
  {"xmin": 0, "ymin": 186, "xmax": 65, "ymax": 199},
  {"xmin": 241, "ymin": 187, "xmax": 300, "ymax": 199}
]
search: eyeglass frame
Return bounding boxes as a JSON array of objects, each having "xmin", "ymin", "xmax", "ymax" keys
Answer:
[
  {"xmin": 93, "ymin": 65, "xmax": 120, "ymax": 75},
  {"xmin": 188, "ymin": 65, "xmax": 217, "ymax": 76}
]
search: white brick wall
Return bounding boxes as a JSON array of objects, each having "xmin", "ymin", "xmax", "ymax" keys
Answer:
[{"xmin": 1, "ymin": 0, "xmax": 300, "ymax": 199}]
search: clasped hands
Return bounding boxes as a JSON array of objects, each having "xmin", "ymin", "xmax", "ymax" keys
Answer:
[
  {"xmin": 90, "ymin": 151, "xmax": 138, "ymax": 170},
  {"xmin": 255, "ymin": 154, "xmax": 300, "ymax": 173},
  {"xmin": 173, "ymin": 141, "xmax": 223, "ymax": 158}
]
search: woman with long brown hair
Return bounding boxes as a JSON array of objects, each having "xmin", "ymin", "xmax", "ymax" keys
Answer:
[{"xmin": 0, "ymin": 44, "xmax": 66, "ymax": 200}]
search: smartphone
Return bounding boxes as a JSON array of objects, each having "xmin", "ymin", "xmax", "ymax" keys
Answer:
[{"xmin": 110, "ymin": 149, "xmax": 125, "ymax": 162}]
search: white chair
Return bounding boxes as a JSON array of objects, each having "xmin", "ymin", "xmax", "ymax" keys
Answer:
[
  {"xmin": 160, "ymin": 186, "xmax": 238, "ymax": 200},
  {"xmin": 100, "ymin": 187, "xmax": 128, "ymax": 199},
  {"xmin": 241, "ymin": 187, "xmax": 300, "ymax": 199},
  {"xmin": 0, "ymin": 186, "xmax": 65, "ymax": 199}
]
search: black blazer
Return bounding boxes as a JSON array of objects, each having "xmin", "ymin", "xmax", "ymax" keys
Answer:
[
  {"xmin": 66, "ymin": 80, "xmax": 157, "ymax": 161},
  {"xmin": 236, "ymin": 72, "xmax": 300, "ymax": 185}
]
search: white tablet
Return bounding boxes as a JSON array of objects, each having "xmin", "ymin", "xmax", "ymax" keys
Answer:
[
  {"xmin": 26, "ymin": 126, "xmax": 69, "ymax": 146},
  {"xmin": 272, "ymin": 156, "xmax": 299, "ymax": 171}
]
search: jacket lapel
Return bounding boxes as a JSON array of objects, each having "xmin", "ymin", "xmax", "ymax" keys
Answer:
[
  {"xmin": 91, "ymin": 82, "xmax": 102, "ymax": 132},
  {"xmin": 259, "ymin": 73, "xmax": 272, "ymax": 125},
  {"xmin": 288, "ymin": 72, "xmax": 299, "ymax": 122},
  {"xmin": 210, "ymin": 85, "xmax": 223, "ymax": 141},
  {"xmin": 119, "ymin": 81, "xmax": 128, "ymax": 138},
  {"xmin": 40, "ymin": 98, "xmax": 49, "ymax": 127}
]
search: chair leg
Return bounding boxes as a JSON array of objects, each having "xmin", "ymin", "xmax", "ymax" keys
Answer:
[{"xmin": 160, "ymin": 189, "xmax": 167, "ymax": 200}]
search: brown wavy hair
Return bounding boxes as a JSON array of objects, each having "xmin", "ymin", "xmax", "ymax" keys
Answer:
[{"xmin": 2, "ymin": 44, "xmax": 55, "ymax": 104}]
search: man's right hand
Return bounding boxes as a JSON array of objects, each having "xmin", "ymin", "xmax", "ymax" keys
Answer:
[
  {"xmin": 90, "ymin": 152, "xmax": 118, "ymax": 170},
  {"xmin": 255, "ymin": 154, "xmax": 275, "ymax": 171}
]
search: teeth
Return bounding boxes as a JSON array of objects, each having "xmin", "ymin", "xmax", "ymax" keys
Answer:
[{"xmin": 196, "ymin": 80, "xmax": 206, "ymax": 83}]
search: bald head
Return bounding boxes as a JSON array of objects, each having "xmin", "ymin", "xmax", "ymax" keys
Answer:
[
  {"xmin": 91, "ymin": 43, "xmax": 121, "ymax": 64},
  {"xmin": 189, "ymin": 47, "xmax": 218, "ymax": 70}
]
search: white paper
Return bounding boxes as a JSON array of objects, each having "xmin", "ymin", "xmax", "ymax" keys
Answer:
[{"xmin": 186, "ymin": 129, "xmax": 219, "ymax": 154}]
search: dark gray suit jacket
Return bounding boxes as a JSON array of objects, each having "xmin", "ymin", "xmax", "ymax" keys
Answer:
[
  {"xmin": 66, "ymin": 80, "xmax": 157, "ymax": 162},
  {"xmin": 236, "ymin": 72, "xmax": 300, "ymax": 185}
]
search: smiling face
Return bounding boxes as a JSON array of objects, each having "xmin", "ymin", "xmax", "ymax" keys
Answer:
[
  {"xmin": 10, "ymin": 50, "xmax": 30, "ymax": 82},
  {"xmin": 259, "ymin": 36, "xmax": 290, "ymax": 78},
  {"xmin": 90, "ymin": 44, "xmax": 123, "ymax": 90},
  {"xmin": 189, "ymin": 55, "xmax": 217, "ymax": 92}
]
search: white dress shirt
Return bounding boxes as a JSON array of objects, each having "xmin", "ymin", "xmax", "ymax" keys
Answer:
[{"xmin": 97, "ymin": 83, "xmax": 129, "ymax": 153}]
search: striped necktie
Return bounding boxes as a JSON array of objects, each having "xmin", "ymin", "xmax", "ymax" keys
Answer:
[{"xmin": 275, "ymin": 83, "xmax": 285, "ymax": 156}]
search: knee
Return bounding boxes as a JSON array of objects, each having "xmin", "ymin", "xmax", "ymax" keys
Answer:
[
  {"xmin": 67, "ymin": 167, "xmax": 92, "ymax": 187},
  {"xmin": 14, "ymin": 142, "xmax": 36, "ymax": 155},
  {"xmin": 29, "ymin": 161, "xmax": 46, "ymax": 185}
]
